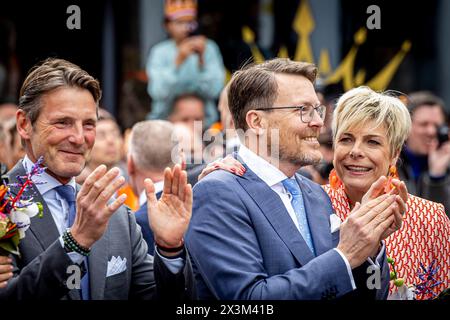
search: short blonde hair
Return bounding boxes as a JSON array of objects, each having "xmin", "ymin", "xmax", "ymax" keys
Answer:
[{"xmin": 332, "ymin": 86, "xmax": 411, "ymax": 156}]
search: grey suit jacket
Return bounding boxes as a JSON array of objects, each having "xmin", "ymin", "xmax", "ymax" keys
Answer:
[{"xmin": 0, "ymin": 161, "xmax": 195, "ymax": 300}]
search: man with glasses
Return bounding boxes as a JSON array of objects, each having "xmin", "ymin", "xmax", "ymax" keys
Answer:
[{"xmin": 186, "ymin": 58, "xmax": 395, "ymax": 300}]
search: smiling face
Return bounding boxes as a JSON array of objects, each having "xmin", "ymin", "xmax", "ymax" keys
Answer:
[
  {"xmin": 18, "ymin": 87, "xmax": 97, "ymax": 184},
  {"xmin": 407, "ymin": 105, "xmax": 445, "ymax": 155},
  {"xmin": 333, "ymin": 121, "xmax": 396, "ymax": 200},
  {"xmin": 265, "ymin": 74, "xmax": 324, "ymax": 168}
]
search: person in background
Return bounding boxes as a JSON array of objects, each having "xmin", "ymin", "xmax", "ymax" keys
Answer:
[
  {"xmin": 146, "ymin": 0, "xmax": 225, "ymax": 128},
  {"xmin": 0, "ymin": 101, "xmax": 17, "ymax": 122},
  {"xmin": 128, "ymin": 120, "xmax": 182, "ymax": 255},
  {"xmin": 76, "ymin": 109, "xmax": 139, "ymax": 211},
  {"xmin": 4, "ymin": 118, "xmax": 25, "ymax": 170},
  {"xmin": 168, "ymin": 93, "xmax": 205, "ymax": 135},
  {"xmin": 0, "ymin": 121, "xmax": 11, "ymax": 170},
  {"xmin": 399, "ymin": 91, "xmax": 450, "ymax": 217}
]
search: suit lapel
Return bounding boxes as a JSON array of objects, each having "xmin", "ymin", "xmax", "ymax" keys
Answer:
[
  {"xmin": 7, "ymin": 161, "xmax": 60, "ymax": 251},
  {"xmin": 296, "ymin": 175, "xmax": 332, "ymax": 256},
  {"xmin": 235, "ymin": 159, "xmax": 315, "ymax": 266}
]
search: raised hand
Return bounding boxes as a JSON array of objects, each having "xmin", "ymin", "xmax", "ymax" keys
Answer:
[
  {"xmin": 337, "ymin": 194, "xmax": 401, "ymax": 269},
  {"xmin": 0, "ymin": 256, "xmax": 13, "ymax": 288},
  {"xmin": 429, "ymin": 140, "xmax": 450, "ymax": 177},
  {"xmin": 71, "ymin": 165, "xmax": 127, "ymax": 248},
  {"xmin": 146, "ymin": 165, "xmax": 192, "ymax": 254},
  {"xmin": 361, "ymin": 176, "xmax": 407, "ymax": 240}
]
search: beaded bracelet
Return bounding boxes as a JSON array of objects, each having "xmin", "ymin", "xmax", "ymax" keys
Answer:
[
  {"xmin": 63, "ymin": 229, "xmax": 91, "ymax": 256},
  {"xmin": 155, "ymin": 238, "xmax": 185, "ymax": 253}
]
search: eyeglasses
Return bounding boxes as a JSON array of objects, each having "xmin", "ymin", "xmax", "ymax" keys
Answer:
[{"xmin": 254, "ymin": 105, "xmax": 326, "ymax": 123}]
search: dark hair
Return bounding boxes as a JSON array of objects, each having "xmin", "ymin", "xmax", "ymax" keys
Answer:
[
  {"xmin": 18, "ymin": 58, "xmax": 101, "ymax": 125},
  {"xmin": 228, "ymin": 58, "xmax": 317, "ymax": 130},
  {"xmin": 407, "ymin": 91, "xmax": 447, "ymax": 121},
  {"xmin": 170, "ymin": 92, "xmax": 205, "ymax": 115}
]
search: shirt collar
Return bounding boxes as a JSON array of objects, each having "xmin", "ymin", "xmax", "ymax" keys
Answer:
[
  {"xmin": 139, "ymin": 180, "xmax": 164, "ymax": 206},
  {"xmin": 238, "ymin": 144, "xmax": 289, "ymax": 187},
  {"xmin": 23, "ymin": 155, "xmax": 77, "ymax": 195}
]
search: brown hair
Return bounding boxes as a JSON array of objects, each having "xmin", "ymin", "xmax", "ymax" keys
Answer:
[
  {"xmin": 228, "ymin": 58, "xmax": 317, "ymax": 130},
  {"xmin": 407, "ymin": 91, "xmax": 447, "ymax": 122},
  {"xmin": 18, "ymin": 58, "xmax": 102, "ymax": 124}
]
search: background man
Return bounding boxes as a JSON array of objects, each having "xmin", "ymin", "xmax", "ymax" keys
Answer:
[
  {"xmin": 127, "ymin": 120, "xmax": 181, "ymax": 255},
  {"xmin": 400, "ymin": 91, "xmax": 450, "ymax": 217}
]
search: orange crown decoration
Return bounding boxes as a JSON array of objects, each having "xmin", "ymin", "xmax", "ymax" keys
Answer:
[{"xmin": 165, "ymin": 0, "xmax": 197, "ymax": 21}]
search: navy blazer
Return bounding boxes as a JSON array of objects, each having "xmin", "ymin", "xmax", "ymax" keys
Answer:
[
  {"xmin": 186, "ymin": 158, "xmax": 389, "ymax": 300},
  {"xmin": 135, "ymin": 192, "xmax": 162, "ymax": 256}
]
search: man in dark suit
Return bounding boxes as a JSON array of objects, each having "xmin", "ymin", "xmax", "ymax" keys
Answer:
[
  {"xmin": 128, "ymin": 120, "xmax": 181, "ymax": 255},
  {"xmin": 0, "ymin": 58, "xmax": 195, "ymax": 300},
  {"xmin": 186, "ymin": 58, "xmax": 405, "ymax": 299}
]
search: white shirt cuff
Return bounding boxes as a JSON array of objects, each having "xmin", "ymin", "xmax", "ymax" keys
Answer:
[
  {"xmin": 155, "ymin": 247, "xmax": 185, "ymax": 274},
  {"xmin": 59, "ymin": 236, "xmax": 85, "ymax": 265},
  {"xmin": 367, "ymin": 241, "xmax": 386, "ymax": 268},
  {"xmin": 333, "ymin": 248, "xmax": 356, "ymax": 290}
]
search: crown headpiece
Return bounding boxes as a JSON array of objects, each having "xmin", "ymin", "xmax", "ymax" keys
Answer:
[{"xmin": 165, "ymin": 0, "xmax": 197, "ymax": 21}]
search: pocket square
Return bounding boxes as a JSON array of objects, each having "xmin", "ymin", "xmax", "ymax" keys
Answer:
[
  {"xmin": 330, "ymin": 213, "xmax": 342, "ymax": 233},
  {"xmin": 106, "ymin": 256, "xmax": 127, "ymax": 277}
]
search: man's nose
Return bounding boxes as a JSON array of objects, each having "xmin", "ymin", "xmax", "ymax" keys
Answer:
[
  {"xmin": 68, "ymin": 123, "xmax": 85, "ymax": 145},
  {"xmin": 309, "ymin": 110, "xmax": 324, "ymax": 128},
  {"xmin": 426, "ymin": 124, "xmax": 438, "ymax": 137}
]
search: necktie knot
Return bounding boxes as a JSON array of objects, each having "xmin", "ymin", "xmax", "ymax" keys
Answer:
[
  {"xmin": 55, "ymin": 185, "xmax": 76, "ymax": 203},
  {"xmin": 282, "ymin": 178, "xmax": 301, "ymax": 196}
]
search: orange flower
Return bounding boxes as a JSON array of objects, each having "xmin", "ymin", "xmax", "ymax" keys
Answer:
[
  {"xmin": 329, "ymin": 169, "xmax": 343, "ymax": 190},
  {"xmin": 384, "ymin": 166, "xmax": 399, "ymax": 194}
]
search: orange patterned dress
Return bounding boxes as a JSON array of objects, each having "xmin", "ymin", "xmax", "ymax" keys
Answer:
[{"xmin": 323, "ymin": 184, "xmax": 450, "ymax": 299}]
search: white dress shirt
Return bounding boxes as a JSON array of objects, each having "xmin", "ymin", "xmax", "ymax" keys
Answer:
[{"xmin": 138, "ymin": 180, "xmax": 164, "ymax": 206}]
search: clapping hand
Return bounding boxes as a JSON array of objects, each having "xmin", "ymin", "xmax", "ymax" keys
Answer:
[
  {"xmin": 361, "ymin": 176, "xmax": 407, "ymax": 240},
  {"xmin": 145, "ymin": 165, "xmax": 193, "ymax": 256}
]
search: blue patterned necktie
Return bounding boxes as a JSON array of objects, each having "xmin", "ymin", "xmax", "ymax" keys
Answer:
[
  {"xmin": 282, "ymin": 178, "xmax": 315, "ymax": 255},
  {"xmin": 55, "ymin": 185, "xmax": 90, "ymax": 300}
]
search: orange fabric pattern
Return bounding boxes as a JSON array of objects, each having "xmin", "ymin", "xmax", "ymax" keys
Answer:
[
  {"xmin": 118, "ymin": 184, "xmax": 139, "ymax": 212},
  {"xmin": 323, "ymin": 184, "xmax": 450, "ymax": 299}
]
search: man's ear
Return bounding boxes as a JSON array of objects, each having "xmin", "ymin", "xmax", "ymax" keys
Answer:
[
  {"xmin": 245, "ymin": 110, "xmax": 266, "ymax": 135},
  {"xmin": 127, "ymin": 153, "xmax": 135, "ymax": 176},
  {"xmin": 16, "ymin": 110, "xmax": 32, "ymax": 141}
]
